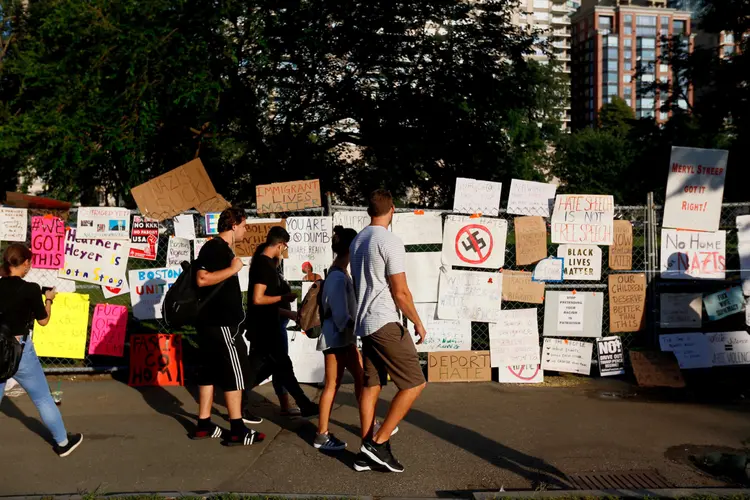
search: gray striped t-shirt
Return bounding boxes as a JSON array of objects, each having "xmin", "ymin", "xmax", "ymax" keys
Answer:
[{"xmin": 350, "ymin": 225, "xmax": 406, "ymax": 337}]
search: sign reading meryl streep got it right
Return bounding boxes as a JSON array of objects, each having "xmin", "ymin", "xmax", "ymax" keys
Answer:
[
  {"xmin": 551, "ymin": 194, "xmax": 614, "ymax": 245},
  {"xmin": 256, "ymin": 179, "xmax": 322, "ymax": 214}
]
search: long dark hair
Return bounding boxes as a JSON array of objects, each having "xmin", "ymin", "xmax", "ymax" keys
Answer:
[
  {"xmin": 252, "ymin": 226, "xmax": 291, "ymax": 260},
  {"xmin": 0, "ymin": 243, "xmax": 32, "ymax": 277},
  {"xmin": 332, "ymin": 226, "xmax": 357, "ymax": 256}
]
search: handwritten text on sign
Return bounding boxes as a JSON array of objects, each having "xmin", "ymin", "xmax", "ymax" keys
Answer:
[
  {"xmin": 428, "ymin": 351, "xmax": 492, "ymax": 383},
  {"xmin": 59, "ymin": 228, "xmax": 129, "ymax": 287},
  {"xmin": 235, "ymin": 220, "xmax": 286, "ymax": 258},
  {"xmin": 88, "ymin": 304, "xmax": 128, "ymax": 357},
  {"xmin": 31, "ymin": 216, "xmax": 65, "ymax": 269},
  {"xmin": 557, "ymin": 244, "xmax": 602, "ymax": 281},
  {"xmin": 410, "ymin": 303, "xmax": 471, "ymax": 352},
  {"xmin": 608, "ymin": 273, "xmax": 646, "ymax": 333},
  {"xmin": 437, "ymin": 270, "xmax": 502, "ymax": 323},
  {"xmin": 0, "ymin": 207, "xmax": 28, "ymax": 242},
  {"xmin": 704, "ymin": 287, "xmax": 744, "ymax": 322},
  {"xmin": 489, "ymin": 308, "xmax": 541, "ymax": 367},
  {"xmin": 33, "ymin": 293, "xmax": 90, "ymax": 359},
  {"xmin": 129, "ymin": 267, "xmax": 183, "ymax": 320},
  {"xmin": 660, "ymin": 229, "xmax": 726, "ymax": 280},
  {"xmin": 286, "ymin": 217, "xmax": 333, "ymax": 281},
  {"xmin": 542, "ymin": 338, "xmax": 593, "ymax": 376},
  {"xmin": 128, "ymin": 334, "xmax": 184, "ymax": 387},
  {"xmin": 609, "ymin": 221, "xmax": 633, "ymax": 270},
  {"xmin": 441, "ymin": 215, "xmax": 507, "ymax": 269},
  {"xmin": 551, "ymin": 195, "xmax": 614, "ymax": 245},
  {"xmin": 256, "ymin": 179, "xmax": 322, "ymax": 214}
]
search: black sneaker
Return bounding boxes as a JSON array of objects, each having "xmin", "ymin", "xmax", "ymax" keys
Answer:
[
  {"xmin": 361, "ymin": 439, "xmax": 404, "ymax": 473},
  {"xmin": 314, "ymin": 432, "xmax": 347, "ymax": 451},
  {"xmin": 300, "ymin": 403, "xmax": 319, "ymax": 419},
  {"xmin": 222, "ymin": 429, "xmax": 265, "ymax": 447},
  {"xmin": 353, "ymin": 452, "xmax": 373, "ymax": 472},
  {"xmin": 241, "ymin": 410, "xmax": 263, "ymax": 425},
  {"xmin": 189, "ymin": 424, "xmax": 224, "ymax": 440},
  {"xmin": 54, "ymin": 433, "xmax": 83, "ymax": 457}
]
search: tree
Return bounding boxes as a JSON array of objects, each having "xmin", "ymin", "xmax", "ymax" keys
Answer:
[{"xmin": 598, "ymin": 96, "xmax": 635, "ymax": 137}]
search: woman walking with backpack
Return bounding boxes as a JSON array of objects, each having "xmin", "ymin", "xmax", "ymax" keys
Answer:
[{"xmin": 0, "ymin": 243, "xmax": 83, "ymax": 456}]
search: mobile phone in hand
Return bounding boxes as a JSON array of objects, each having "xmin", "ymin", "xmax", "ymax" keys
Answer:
[{"xmin": 41, "ymin": 286, "xmax": 53, "ymax": 295}]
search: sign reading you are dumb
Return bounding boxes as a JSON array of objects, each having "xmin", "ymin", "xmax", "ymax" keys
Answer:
[
  {"xmin": 256, "ymin": 179, "xmax": 322, "ymax": 214},
  {"xmin": 551, "ymin": 194, "xmax": 614, "ymax": 245}
]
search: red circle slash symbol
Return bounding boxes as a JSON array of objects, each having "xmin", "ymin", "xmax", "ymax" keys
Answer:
[
  {"xmin": 455, "ymin": 224, "xmax": 494, "ymax": 265},
  {"xmin": 508, "ymin": 365, "xmax": 540, "ymax": 381}
]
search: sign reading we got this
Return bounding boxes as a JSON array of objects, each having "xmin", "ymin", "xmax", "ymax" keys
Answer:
[{"xmin": 551, "ymin": 194, "xmax": 614, "ymax": 245}]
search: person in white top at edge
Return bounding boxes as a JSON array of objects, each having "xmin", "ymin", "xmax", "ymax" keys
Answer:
[{"xmin": 349, "ymin": 189, "xmax": 428, "ymax": 473}]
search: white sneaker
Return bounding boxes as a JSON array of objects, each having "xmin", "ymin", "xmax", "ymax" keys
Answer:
[{"xmin": 373, "ymin": 419, "xmax": 399, "ymax": 437}]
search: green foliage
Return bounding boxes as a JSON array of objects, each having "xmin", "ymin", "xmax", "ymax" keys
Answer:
[{"xmin": 598, "ymin": 97, "xmax": 634, "ymax": 137}]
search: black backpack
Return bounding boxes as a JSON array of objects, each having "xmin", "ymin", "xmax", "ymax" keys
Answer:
[
  {"xmin": 0, "ymin": 312, "xmax": 26, "ymax": 383},
  {"xmin": 161, "ymin": 261, "xmax": 225, "ymax": 328}
]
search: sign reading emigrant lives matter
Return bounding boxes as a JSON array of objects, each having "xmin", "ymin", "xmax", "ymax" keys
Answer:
[
  {"xmin": 609, "ymin": 220, "xmax": 633, "ymax": 270},
  {"xmin": 663, "ymin": 146, "xmax": 729, "ymax": 232},
  {"xmin": 428, "ymin": 351, "xmax": 492, "ymax": 383},
  {"xmin": 660, "ymin": 229, "xmax": 726, "ymax": 280},
  {"xmin": 256, "ymin": 179, "xmax": 322, "ymax": 214},
  {"xmin": 597, "ymin": 336, "xmax": 625, "ymax": 376},
  {"xmin": 129, "ymin": 334, "xmax": 184, "ymax": 387},
  {"xmin": 557, "ymin": 244, "xmax": 602, "ymax": 281},
  {"xmin": 551, "ymin": 194, "xmax": 614, "ymax": 245},
  {"xmin": 608, "ymin": 273, "xmax": 646, "ymax": 333},
  {"xmin": 441, "ymin": 215, "xmax": 507, "ymax": 269}
]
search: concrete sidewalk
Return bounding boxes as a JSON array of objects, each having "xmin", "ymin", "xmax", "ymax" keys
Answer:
[{"xmin": 1, "ymin": 377, "xmax": 749, "ymax": 497}]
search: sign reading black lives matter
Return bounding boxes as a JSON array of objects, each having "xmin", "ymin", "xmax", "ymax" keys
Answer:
[{"xmin": 597, "ymin": 336, "xmax": 625, "ymax": 376}]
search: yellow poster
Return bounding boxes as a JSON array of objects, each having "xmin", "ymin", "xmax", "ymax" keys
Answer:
[{"xmin": 33, "ymin": 293, "xmax": 90, "ymax": 359}]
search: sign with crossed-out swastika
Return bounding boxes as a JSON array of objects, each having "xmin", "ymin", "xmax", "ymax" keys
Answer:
[{"xmin": 441, "ymin": 216, "xmax": 508, "ymax": 269}]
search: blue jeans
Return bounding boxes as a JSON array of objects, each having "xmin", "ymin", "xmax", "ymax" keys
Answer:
[
  {"xmin": 0, "ymin": 340, "xmax": 68, "ymax": 444},
  {"xmin": 272, "ymin": 319, "xmax": 290, "ymax": 397}
]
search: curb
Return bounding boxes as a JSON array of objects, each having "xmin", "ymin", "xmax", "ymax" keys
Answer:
[{"xmin": 474, "ymin": 488, "xmax": 750, "ymax": 498}]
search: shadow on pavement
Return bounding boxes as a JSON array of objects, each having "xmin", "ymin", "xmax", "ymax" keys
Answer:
[{"xmin": 0, "ymin": 397, "xmax": 56, "ymax": 445}]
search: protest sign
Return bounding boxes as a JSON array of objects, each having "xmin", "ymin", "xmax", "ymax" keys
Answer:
[
  {"xmin": 630, "ymin": 351, "xmax": 685, "ymax": 388},
  {"xmin": 532, "ymin": 257, "xmax": 564, "ymax": 282},
  {"xmin": 333, "ymin": 211, "xmax": 372, "ymax": 233},
  {"xmin": 30, "ymin": 216, "xmax": 65, "ymax": 269},
  {"xmin": 437, "ymin": 270, "xmax": 502, "ymax": 322},
  {"xmin": 543, "ymin": 291, "xmax": 603, "ymax": 338},
  {"xmin": 256, "ymin": 179, "xmax": 322, "ymax": 214},
  {"xmin": 663, "ymin": 146, "xmax": 729, "ymax": 232},
  {"xmin": 129, "ymin": 216, "xmax": 159, "ymax": 261},
  {"xmin": 131, "ymin": 159, "xmax": 228, "ymax": 221},
  {"xmin": 405, "ymin": 252, "xmax": 442, "ymax": 303},
  {"xmin": 557, "ymin": 244, "xmax": 602, "ymax": 281},
  {"xmin": 441, "ymin": 215, "xmax": 507, "ymax": 269},
  {"xmin": 409, "ymin": 303, "xmax": 471, "ymax": 352},
  {"xmin": 739, "ymin": 216, "xmax": 750, "ymax": 295},
  {"xmin": 489, "ymin": 309, "xmax": 541, "ymax": 367},
  {"xmin": 609, "ymin": 221, "xmax": 633, "ymax": 270},
  {"xmin": 551, "ymin": 194, "xmax": 614, "ymax": 245},
  {"xmin": 498, "ymin": 364, "xmax": 544, "ymax": 384},
  {"xmin": 59, "ymin": 228, "xmax": 129, "ymax": 288},
  {"xmin": 659, "ymin": 333, "xmax": 712, "ymax": 369},
  {"xmin": 204, "ymin": 212, "xmax": 220, "ymax": 235},
  {"xmin": 707, "ymin": 331, "xmax": 750, "ymax": 367},
  {"xmin": 506, "ymin": 179, "xmax": 557, "ymax": 217},
  {"xmin": 75, "ymin": 207, "xmax": 130, "ymax": 240},
  {"xmin": 596, "ymin": 336, "xmax": 625, "ymax": 376},
  {"xmin": 173, "ymin": 214, "xmax": 196, "ymax": 240},
  {"xmin": 541, "ymin": 338, "xmax": 592, "ymax": 376},
  {"xmin": 704, "ymin": 287, "xmax": 744, "ymax": 321},
  {"xmin": 609, "ymin": 273, "xmax": 646, "ymax": 333},
  {"xmin": 287, "ymin": 331, "xmax": 324, "ymax": 383},
  {"xmin": 25, "ymin": 268, "xmax": 76, "ymax": 293},
  {"xmin": 501, "ymin": 270, "xmax": 544, "ymax": 304},
  {"xmin": 515, "ymin": 216, "xmax": 547, "ymax": 266},
  {"xmin": 88, "ymin": 304, "xmax": 128, "ymax": 357},
  {"xmin": 392, "ymin": 212, "xmax": 443, "ymax": 245},
  {"xmin": 660, "ymin": 293, "xmax": 702, "ymax": 328},
  {"xmin": 235, "ymin": 220, "xmax": 286, "ymax": 258},
  {"xmin": 129, "ymin": 267, "xmax": 183, "ymax": 320},
  {"xmin": 238, "ymin": 256, "xmax": 252, "ymax": 292},
  {"xmin": 166, "ymin": 237, "xmax": 191, "ymax": 268},
  {"xmin": 286, "ymin": 217, "xmax": 333, "ymax": 281},
  {"xmin": 128, "ymin": 334, "xmax": 184, "ymax": 387},
  {"xmin": 428, "ymin": 351, "xmax": 491, "ymax": 383},
  {"xmin": 102, "ymin": 277, "xmax": 129, "ymax": 299},
  {"xmin": 33, "ymin": 293, "xmax": 90, "ymax": 359},
  {"xmin": 193, "ymin": 238, "xmax": 210, "ymax": 260},
  {"xmin": 0, "ymin": 207, "xmax": 28, "ymax": 242},
  {"xmin": 5, "ymin": 191, "xmax": 71, "ymax": 211},
  {"xmin": 453, "ymin": 178, "xmax": 502, "ymax": 216},
  {"xmin": 660, "ymin": 229, "xmax": 726, "ymax": 280}
]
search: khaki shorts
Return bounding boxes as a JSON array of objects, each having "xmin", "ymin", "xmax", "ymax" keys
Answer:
[{"xmin": 362, "ymin": 322, "xmax": 426, "ymax": 390}]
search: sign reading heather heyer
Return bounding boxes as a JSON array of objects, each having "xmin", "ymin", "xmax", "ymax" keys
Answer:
[
  {"xmin": 506, "ymin": 179, "xmax": 557, "ymax": 217},
  {"xmin": 75, "ymin": 207, "xmax": 131, "ymax": 240},
  {"xmin": 129, "ymin": 267, "xmax": 183, "ymax": 320},
  {"xmin": 129, "ymin": 216, "xmax": 159, "ymax": 261},
  {"xmin": 59, "ymin": 228, "xmax": 129, "ymax": 287},
  {"xmin": 453, "ymin": 177, "xmax": 502, "ymax": 216},
  {"xmin": 551, "ymin": 195, "xmax": 614, "ymax": 245},
  {"xmin": 256, "ymin": 179, "xmax": 322, "ymax": 214},
  {"xmin": 441, "ymin": 215, "xmax": 508, "ymax": 269},
  {"xmin": 660, "ymin": 229, "xmax": 726, "ymax": 280},
  {"xmin": 285, "ymin": 217, "xmax": 333, "ymax": 282},
  {"xmin": 663, "ymin": 146, "xmax": 729, "ymax": 232}
]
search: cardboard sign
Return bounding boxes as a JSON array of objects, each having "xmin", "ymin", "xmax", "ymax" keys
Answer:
[
  {"xmin": 551, "ymin": 194, "xmax": 614, "ymax": 246},
  {"xmin": 409, "ymin": 303, "xmax": 472, "ymax": 352},
  {"xmin": 660, "ymin": 229, "xmax": 726, "ymax": 280},
  {"xmin": 4, "ymin": 191, "xmax": 71, "ymax": 211},
  {"xmin": 437, "ymin": 270, "xmax": 502, "ymax": 322},
  {"xmin": 630, "ymin": 351, "xmax": 685, "ymax": 388},
  {"xmin": 286, "ymin": 217, "xmax": 333, "ymax": 281},
  {"xmin": 609, "ymin": 273, "xmax": 646, "ymax": 333},
  {"xmin": 660, "ymin": 333, "xmax": 712, "ymax": 369},
  {"xmin": 88, "ymin": 304, "xmax": 128, "ymax": 357},
  {"xmin": 597, "ymin": 336, "xmax": 625, "ymax": 376},
  {"xmin": 204, "ymin": 212, "xmax": 220, "ymax": 235},
  {"xmin": 497, "ymin": 364, "xmax": 544, "ymax": 384},
  {"xmin": 173, "ymin": 214, "xmax": 196, "ymax": 240},
  {"xmin": 287, "ymin": 330, "xmax": 325, "ymax": 383},
  {"xmin": 75, "ymin": 207, "xmax": 130, "ymax": 240},
  {"xmin": 663, "ymin": 146, "xmax": 729, "ymax": 232},
  {"xmin": 660, "ymin": 293, "xmax": 702, "ymax": 328},
  {"xmin": 392, "ymin": 212, "xmax": 443, "ymax": 245},
  {"xmin": 256, "ymin": 179, "xmax": 322, "ymax": 214},
  {"xmin": 707, "ymin": 331, "xmax": 750, "ymax": 367},
  {"xmin": 532, "ymin": 257, "xmax": 564, "ymax": 282},
  {"xmin": 128, "ymin": 334, "xmax": 184, "ymax": 387},
  {"xmin": 30, "ymin": 216, "xmax": 65, "ymax": 269},
  {"xmin": 704, "ymin": 287, "xmax": 744, "ymax": 321},
  {"xmin": 543, "ymin": 291, "xmax": 603, "ymax": 338},
  {"xmin": 166, "ymin": 237, "xmax": 191, "ymax": 268},
  {"xmin": 235, "ymin": 220, "xmax": 286, "ymax": 258},
  {"xmin": 489, "ymin": 309, "xmax": 541, "ymax": 367},
  {"xmin": 59, "ymin": 228, "xmax": 129, "ymax": 288},
  {"xmin": 129, "ymin": 216, "xmax": 159, "ymax": 260},
  {"xmin": 557, "ymin": 244, "xmax": 602, "ymax": 281},
  {"xmin": 194, "ymin": 194, "xmax": 231, "ymax": 215},
  {"xmin": 333, "ymin": 211, "xmax": 371, "ymax": 233},
  {"xmin": 0, "ymin": 207, "xmax": 28, "ymax": 241},
  {"xmin": 131, "ymin": 159, "xmax": 228, "ymax": 221},
  {"xmin": 541, "ymin": 338, "xmax": 592, "ymax": 376},
  {"xmin": 441, "ymin": 215, "xmax": 508, "ymax": 269},
  {"xmin": 33, "ymin": 293, "xmax": 90, "ymax": 359},
  {"xmin": 609, "ymin": 221, "xmax": 633, "ymax": 270},
  {"xmin": 405, "ymin": 252, "xmax": 442, "ymax": 303},
  {"xmin": 506, "ymin": 179, "xmax": 557, "ymax": 217},
  {"xmin": 129, "ymin": 267, "xmax": 183, "ymax": 320},
  {"xmin": 501, "ymin": 270, "xmax": 545, "ymax": 304},
  {"xmin": 515, "ymin": 216, "xmax": 547, "ymax": 266},
  {"xmin": 453, "ymin": 178, "xmax": 502, "ymax": 216},
  {"xmin": 428, "ymin": 351, "xmax": 492, "ymax": 383}
]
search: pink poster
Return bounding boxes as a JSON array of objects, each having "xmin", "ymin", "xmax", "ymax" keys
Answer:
[
  {"xmin": 30, "ymin": 215, "xmax": 65, "ymax": 269},
  {"xmin": 88, "ymin": 304, "xmax": 128, "ymax": 357}
]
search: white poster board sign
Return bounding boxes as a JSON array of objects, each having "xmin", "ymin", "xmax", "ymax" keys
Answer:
[
  {"xmin": 557, "ymin": 244, "xmax": 602, "ymax": 281},
  {"xmin": 543, "ymin": 291, "xmax": 604, "ymax": 338},
  {"xmin": 128, "ymin": 267, "xmax": 183, "ymax": 320},
  {"xmin": 707, "ymin": 331, "xmax": 750, "ymax": 367},
  {"xmin": 738, "ymin": 215, "xmax": 750, "ymax": 295},
  {"xmin": 166, "ymin": 237, "xmax": 191, "ymax": 268},
  {"xmin": 506, "ymin": 179, "xmax": 557, "ymax": 217},
  {"xmin": 437, "ymin": 270, "xmax": 502, "ymax": 322},
  {"xmin": 660, "ymin": 293, "xmax": 702, "ymax": 328},
  {"xmin": 193, "ymin": 237, "xmax": 210, "ymax": 260},
  {"xmin": 497, "ymin": 365, "xmax": 544, "ymax": 384},
  {"xmin": 409, "ymin": 303, "xmax": 471, "ymax": 352},
  {"xmin": 405, "ymin": 252, "xmax": 442, "ymax": 303},
  {"xmin": 59, "ymin": 228, "xmax": 130, "ymax": 288},
  {"xmin": 0, "ymin": 207, "xmax": 28, "ymax": 242},
  {"xmin": 173, "ymin": 214, "xmax": 196, "ymax": 240},
  {"xmin": 541, "ymin": 338, "xmax": 592, "ymax": 375},
  {"xmin": 25, "ymin": 268, "xmax": 76, "ymax": 293},
  {"xmin": 332, "ymin": 211, "xmax": 372, "ymax": 233},
  {"xmin": 75, "ymin": 207, "xmax": 130, "ymax": 240},
  {"xmin": 392, "ymin": 212, "xmax": 443, "ymax": 245},
  {"xmin": 659, "ymin": 332, "xmax": 712, "ymax": 369},
  {"xmin": 441, "ymin": 215, "xmax": 507, "ymax": 269},
  {"xmin": 551, "ymin": 195, "xmax": 614, "ymax": 245},
  {"xmin": 287, "ymin": 331, "xmax": 325, "ymax": 383},
  {"xmin": 489, "ymin": 309, "xmax": 541, "ymax": 367},
  {"xmin": 286, "ymin": 217, "xmax": 333, "ymax": 282},
  {"xmin": 663, "ymin": 146, "xmax": 729, "ymax": 232},
  {"xmin": 453, "ymin": 178, "xmax": 502, "ymax": 216},
  {"xmin": 532, "ymin": 257, "xmax": 564, "ymax": 282},
  {"xmin": 660, "ymin": 229, "xmax": 726, "ymax": 280}
]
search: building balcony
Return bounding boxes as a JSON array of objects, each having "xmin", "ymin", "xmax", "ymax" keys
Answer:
[
  {"xmin": 552, "ymin": 28, "xmax": 571, "ymax": 37},
  {"xmin": 551, "ymin": 16, "xmax": 570, "ymax": 25}
]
